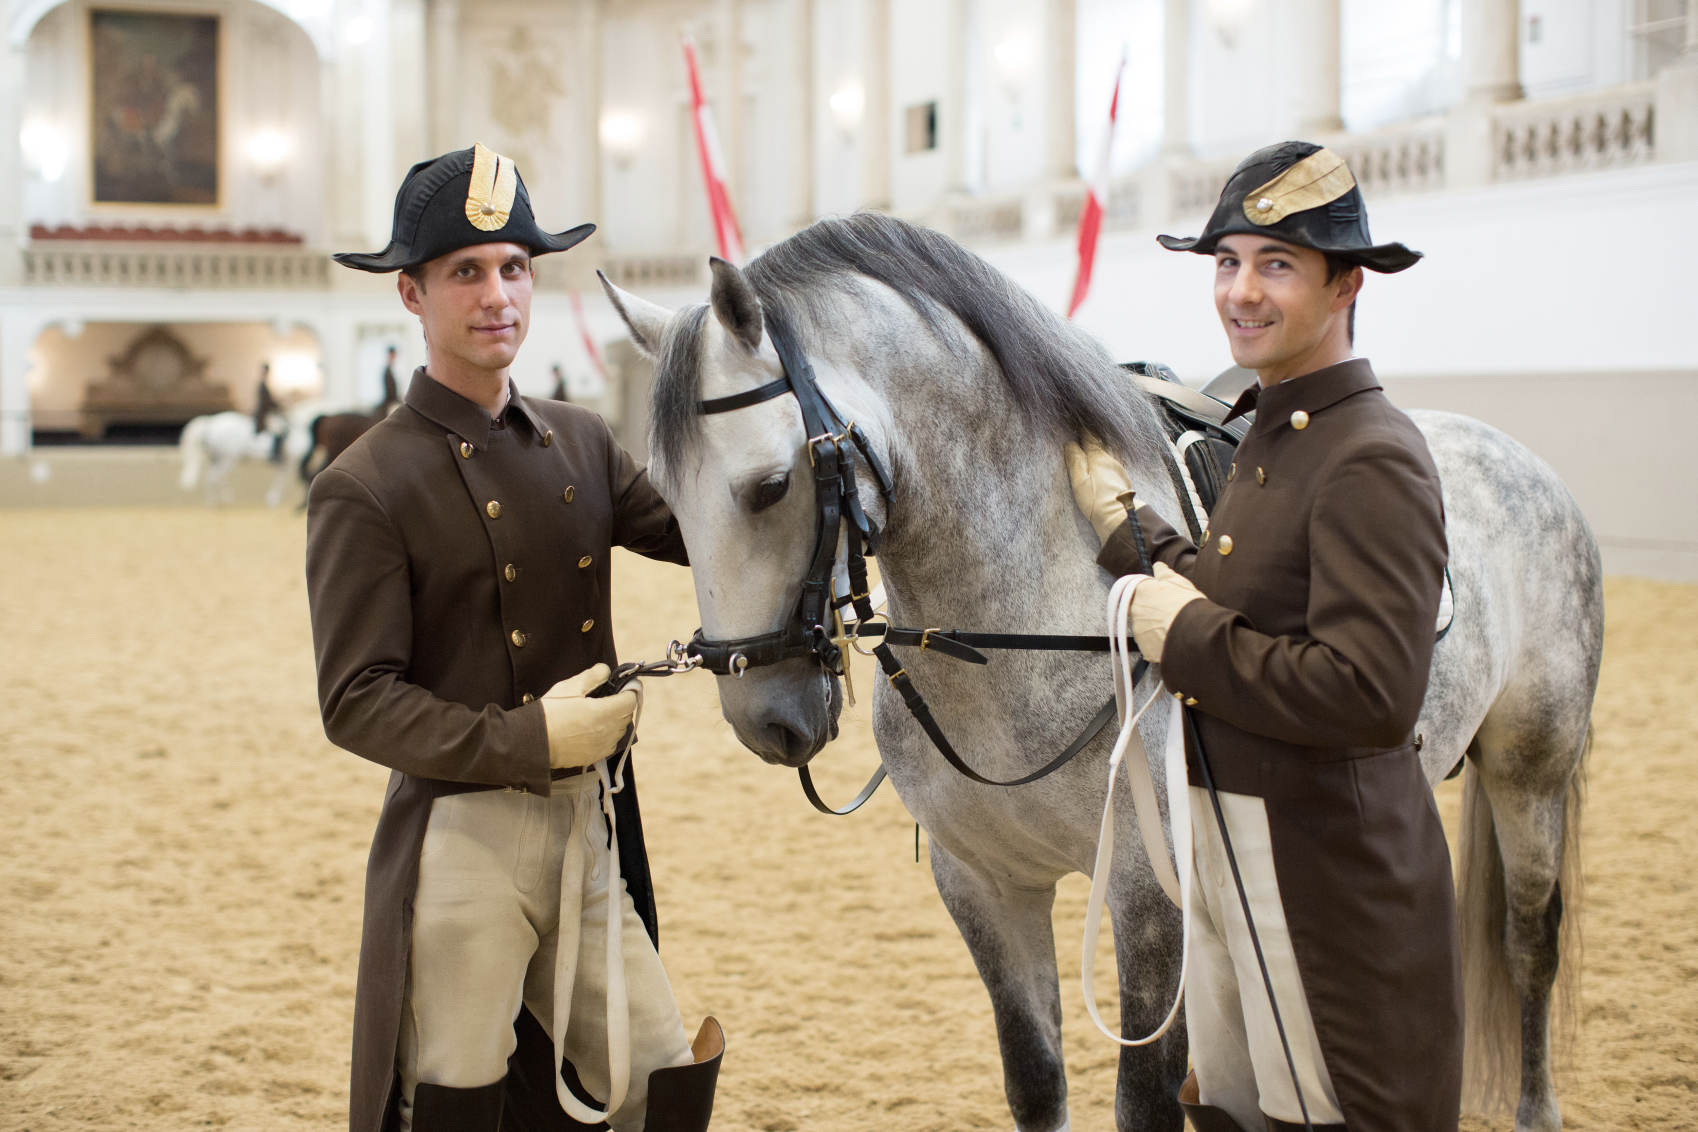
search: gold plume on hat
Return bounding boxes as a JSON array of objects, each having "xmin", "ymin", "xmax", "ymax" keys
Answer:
[
  {"xmin": 1243, "ymin": 147, "xmax": 1356, "ymax": 226},
  {"xmin": 465, "ymin": 142, "xmax": 518, "ymax": 232}
]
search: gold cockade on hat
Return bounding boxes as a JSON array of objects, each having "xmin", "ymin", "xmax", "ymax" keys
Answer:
[
  {"xmin": 1243, "ymin": 147, "xmax": 1356, "ymax": 226},
  {"xmin": 465, "ymin": 142, "xmax": 519, "ymax": 232}
]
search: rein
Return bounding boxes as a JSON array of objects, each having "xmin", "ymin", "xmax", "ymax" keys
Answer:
[{"xmin": 683, "ymin": 314, "xmax": 1152, "ymax": 813}]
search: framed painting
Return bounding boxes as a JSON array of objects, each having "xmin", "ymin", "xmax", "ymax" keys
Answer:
[{"xmin": 89, "ymin": 8, "xmax": 220, "ymax": 206}]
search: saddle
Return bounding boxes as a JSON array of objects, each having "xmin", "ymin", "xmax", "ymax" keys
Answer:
[{"xmin": 1120, "ymin": 361, "xmax": 1249, "ymax": 540}]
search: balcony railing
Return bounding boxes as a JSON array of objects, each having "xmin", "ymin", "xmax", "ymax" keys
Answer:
[
  {"xmin": 23, "ymin": 242, "xmax": 330, "ymax": 289},
  {"xmin": 1492, "ymin": 81, "xmax": 1656, "ymax": 180}
]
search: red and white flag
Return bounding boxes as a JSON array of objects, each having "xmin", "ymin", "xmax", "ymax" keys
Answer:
[
  {"xmin": 568, "ymin": 289, "xmax": 610, "ymax": 392},
  {"xmin": 1067, "ymin": 50, "xmax": 1127, "ymax": 319},
  {"xmin": 682, "ymin": 35, "xmax": 746, "ymax": 264}
]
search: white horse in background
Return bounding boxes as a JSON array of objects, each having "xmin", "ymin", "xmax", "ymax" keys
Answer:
[{"xmin": 178, "ymin": 410, "xmax": 308, "ymax": 507}]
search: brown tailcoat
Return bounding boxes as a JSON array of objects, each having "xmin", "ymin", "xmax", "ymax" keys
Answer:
[
  {"xmin": 1099, "ymin": 359, "xmax": 1462, "ymax": 1131},
  {"xmin": 306, "ymin": 369, "xmax": 687, "ymax": 1132}
]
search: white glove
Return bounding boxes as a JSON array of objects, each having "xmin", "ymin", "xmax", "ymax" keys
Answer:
[
  {"xmin": 540, "ymin": 663, "xmax": 640, "ymax": 770},
  {"xmin": 1131, "ymin": 562, "xmax": 1205, "ymax": 664},
  {"xmin": 1064, "ymin": 439, "xmax": 1138, "ymax": 544}
]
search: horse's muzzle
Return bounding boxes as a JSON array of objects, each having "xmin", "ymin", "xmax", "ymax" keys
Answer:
[{"xmin": 718, "ymin": 666, "xmax": 840, "ymax": 767}]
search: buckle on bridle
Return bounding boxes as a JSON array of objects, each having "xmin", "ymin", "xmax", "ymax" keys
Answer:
[{"xmin": 806, "ymin": 428, "xmax": 847, "ymax": 467}]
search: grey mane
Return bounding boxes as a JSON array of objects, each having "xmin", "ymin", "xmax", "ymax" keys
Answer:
[{"xmin": 649, "ymin": 211, "xmax": 1167, "ymax": 479}]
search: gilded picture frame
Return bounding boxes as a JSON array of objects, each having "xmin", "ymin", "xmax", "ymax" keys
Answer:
[{"xmin": 88, "ymin": 7, "xmax": 221, "ymax": 207}]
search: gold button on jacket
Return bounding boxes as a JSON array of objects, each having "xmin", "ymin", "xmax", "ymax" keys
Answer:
[
  {"xmin": 486, "ymin": 500, "xmax": 502, "ymax": 519},
  {"xmin": 578, "ymin": 555, "xmax": 593, "ymax": 569},
  {"xmin": 510, "ymin": 629, "xmax": 526, "ymax": 648}
]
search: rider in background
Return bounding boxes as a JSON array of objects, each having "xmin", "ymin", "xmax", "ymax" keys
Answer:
[
  {"xmin": 306, "ymin": 143, "xmax": 721, "ymax": 1132},
  {"xmin": 1066, "ymin": 141, "xmax": 1460, "ymax": 1132}
]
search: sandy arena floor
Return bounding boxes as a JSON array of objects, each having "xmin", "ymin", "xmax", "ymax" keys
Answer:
[{"xmin": 2, "ymin": 507, "xmax": 1695, "ymax": 1131}]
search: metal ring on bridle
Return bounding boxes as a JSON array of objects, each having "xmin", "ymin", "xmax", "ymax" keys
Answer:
[
  {"xmin": 730, "ymin": 652, "xmax": 750, "ymax": 678},
  {"xmin": 850, "ymin": 610, "xmax": 889, "ymax": 657}
]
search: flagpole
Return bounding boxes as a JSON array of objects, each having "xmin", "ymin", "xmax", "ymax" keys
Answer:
[{"xmin": 682, "ymin": 35, "xmax": 747, "ymax": 264}]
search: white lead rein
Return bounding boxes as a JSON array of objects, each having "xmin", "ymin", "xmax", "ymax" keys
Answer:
[
  {"xmin": 1080, "ymin": 573, "xmax": 1194, "ymax": 1046},
  {"xmin": 551, "ymin": 682, "xmax": 643, "ymax": 1124}
]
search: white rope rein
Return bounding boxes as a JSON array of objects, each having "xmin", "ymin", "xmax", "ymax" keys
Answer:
[
  {"xmin": 1080, "ymin": 573, "xmax": 1194, "ymax": 1046},
  {"xmin": 551, "ymin": 683, "xmax": 642, "ymax": 1124}
]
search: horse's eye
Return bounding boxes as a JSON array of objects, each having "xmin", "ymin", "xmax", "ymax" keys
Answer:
[{"xmin": 750, "ymin": 473, "xmax": 790, "ymax": 513}]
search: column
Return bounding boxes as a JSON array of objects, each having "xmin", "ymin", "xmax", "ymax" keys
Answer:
[
  {"xmin": 1046, "ymin": 0, "xmax": 1076, "ymax": 178},
  {"xmin": 719, "ymin": 0, "xmax": 744, "ymax": 204},
  {"xmin": 1653, "ymin": 0, "xmax": 1698, "ymax": 163},
  {"xmin": 789, "ymin": 0, "xmax": 815, "ymax": 228},
  {"xmin": 1161, "ymin": 0, "xmax": 1191, "ymax": 156},
  {"xmin": 861, "ymin": 0, "xmax": 892, "ymax": 209},
  {"xmin": 0, "ymin": 311, "xmax": 39, "ymax": 457},
  {"xmin": 581, "ymin": 0, "xmax": 604, "ymax": 226},
  {"xmin": 389, "ymin": 0, "xmax": 428, "ymax": 165},
  {"xmin": 1461, "ymin": 0, "xmax": 1523, "ymax": 106},
  {"xmin": 426, "ymin": 0, "xmax": 461, "ymax": 152},
  {"xmin": 944, "ymin": 0, "xmax": 971, "ymax": 193},
  {"xmin": 0, "ymin": 43, "xmax": 27, "ymax": 288},
  {"xmin": 1292, "ymin": 0, "xmax": 1343, "ymax": 135}
]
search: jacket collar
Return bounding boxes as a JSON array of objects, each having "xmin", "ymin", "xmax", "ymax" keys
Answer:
[
  {"xmin": 1220, "ymin": 357, "xmax": 1381, "ymax": 428},
  {"xmin": 403, "ymin": 366, "xmax": 548, "ymax": 445}
]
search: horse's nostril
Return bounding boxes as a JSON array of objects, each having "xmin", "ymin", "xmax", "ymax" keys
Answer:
[{"xmin": 762, "ymin": 721, "xmax": 814, "ymax": 765}]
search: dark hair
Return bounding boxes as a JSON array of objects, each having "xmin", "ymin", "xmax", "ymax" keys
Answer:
[{"xmin": 1323, "ymin": 253, "xmax": 1358, "ymax": 344}]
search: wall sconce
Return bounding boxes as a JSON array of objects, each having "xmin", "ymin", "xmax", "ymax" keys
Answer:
[
  {"xmin": 245, "ymin": 128, "xmax": 292, "ymax": 180},
  {"xmin": 344, "ymin": 14, "xmax": 374, "ymax": 46},
  {"xmin": 20, "ymin": 119, "xmax": 69, "ymax": 183},
  {"xmin": 993, "ymin": 33, "xmax": 1034, "ymax": 92},
  {"xmin": 827, "ymin": 80, "xmax": 865, "ymax": 142},
  {"xmin": 271, "ymin": 351, "xmax": 323, "ymax": 396},
  {"xmin": 1206, "ymin": 0, "xmax": 1255, "ymax": 48},
  {"xmin": 600, "ymin": 111, "xmax": 645, "ymax": 169}
]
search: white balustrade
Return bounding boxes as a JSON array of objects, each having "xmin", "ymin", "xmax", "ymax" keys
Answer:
[
  {"xmin": 23, "ymin": 242, "xmax": 330, "ymax": 289},
  {"xmin": 1492, "ymin": 82, "xmax": 1657, "ymax": 180}
]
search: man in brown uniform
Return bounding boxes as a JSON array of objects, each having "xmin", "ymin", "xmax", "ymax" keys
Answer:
[
  {"xmin": 308, "ymin": 144, "xmax": 722, "ymax": 1132},
  {"xmin": 1068, "ymin": 142, "xmax": 1461, "ymax": 1131}
]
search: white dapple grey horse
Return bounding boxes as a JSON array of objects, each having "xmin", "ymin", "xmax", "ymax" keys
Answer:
[
  {"xmin": 605, "ymin": 214, "xmax": 1600, "ymax": 1132},
  {"xmin": 178, "ymin": 410, "xmax": 309, "ymax": 507}
]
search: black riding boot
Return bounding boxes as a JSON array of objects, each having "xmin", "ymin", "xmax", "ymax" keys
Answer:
[
  {"xmin": 1179, "ymin": 1070, "xmax": 1253, "ymax": 1132},
  {"xmin": 641, "ymin": 1017, "xmax": 724, "ymax": 1131},
  {"xmin": 1263, "ymin": 1118, "xmax": 1346, "ymax": 1132},
  {"xmin": 412, "ymin": 1079, "xmax": 505, "ymax": 1131}
]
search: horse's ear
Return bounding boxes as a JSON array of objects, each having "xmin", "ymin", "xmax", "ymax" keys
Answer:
[
  {"xmin": 598, "ymin": 271, "xmax": 673, "ymax": 358},
  {"xmin": 709, "ymin": 257, "xmax": 763, "ymax": 353}
]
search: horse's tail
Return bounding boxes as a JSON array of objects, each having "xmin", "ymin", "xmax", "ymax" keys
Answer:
[
  {"xmin": 1456, "ymin": 727, "xmax": 1588, "ymax": 1113},
  {"xmin": 178, "ymin": 415, "xmax": 207, "ymax": 491},
  {"xmin": 299, "ymin": 414, "xmax": 325, "ymax": 487}
]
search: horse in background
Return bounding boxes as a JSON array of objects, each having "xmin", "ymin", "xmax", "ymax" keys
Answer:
[
  {"xmin": 604, "ymin": 213, "xmax": 1600, "ymax": 1132},
  {"xmin": 297, "ymin": 365, "xmax": 405, "ymax": 492},
  {"xmin": 178, "ymin": 410, "xmax": 307, "ymax": 507}
]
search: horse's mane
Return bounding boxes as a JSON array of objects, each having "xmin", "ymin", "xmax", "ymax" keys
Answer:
[{"xmin": 650, "ymin": 212, "xmax": 1163, "ymax": 480}]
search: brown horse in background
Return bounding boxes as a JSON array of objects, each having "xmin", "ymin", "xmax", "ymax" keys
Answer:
[{"xmin": 298, "ymin": 410, "xmax": 384, "ymax": 493}]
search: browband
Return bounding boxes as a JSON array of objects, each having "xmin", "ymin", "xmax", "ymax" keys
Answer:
[{"xmin": 698, "ymin": 377, "xmax": 791, "ymax": 415}]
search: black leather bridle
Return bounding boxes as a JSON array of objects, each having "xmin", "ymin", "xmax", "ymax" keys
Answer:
[{"xmin": 684, "ymin": 312, "xmax": 1149, "ymax": 814}]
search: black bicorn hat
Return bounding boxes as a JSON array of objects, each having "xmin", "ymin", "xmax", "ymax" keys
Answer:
[
  {"xmin": 1158, "ymin": 140, "xmax": 1421, "ymax": 273},
  {"xmin": 334, "ymin": 143, "xmax": 595, "ymax": 273}
]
